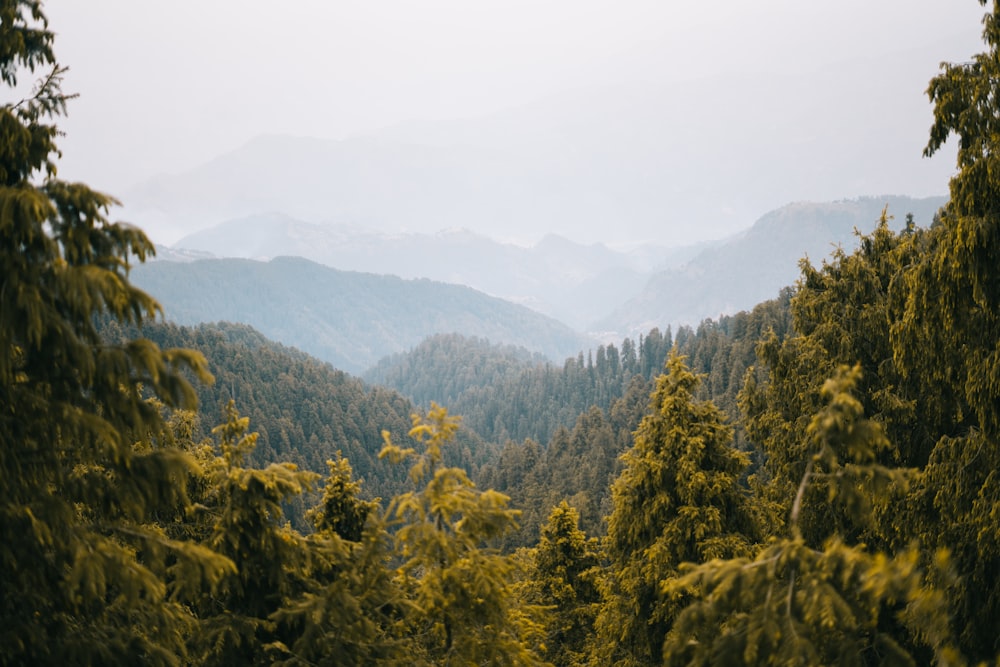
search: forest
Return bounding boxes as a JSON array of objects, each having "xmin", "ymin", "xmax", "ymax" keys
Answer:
[{"xmin": 3, "ymin": 0, "xmax": 1000, "ymax": 665}]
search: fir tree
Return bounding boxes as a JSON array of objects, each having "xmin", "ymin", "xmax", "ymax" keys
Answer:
[
  {"xmin": 380, "ymin": 404, "xmax": 550, "ymax": 666},
  {"xmin": 888, "ymin": 1, "xmax": 1000, "ymax": 656},
  {"xmin": 662, "ymin": 367, "xmax": 960, "ymax": 666},
  {"xmin": 0, "ymin": 2, "xmax": 231, "ymax": 662},
  {"xmin": 526, "ymin": 501, "xmax": 601, "ymax": 667},
  {"xmin": 593, "ymin": 353, "xmax": 758, "ymax": 666},
  {"xmin": 271, "ymin": 454, "xmax": 410, "ymax": 666},
  {"xmin": 740, "ymin": 212, "xmax": 932, "ymax": 547},
  {"xmin": 188, "ymin": 402, "xmax": 318, "ymax": 666}
]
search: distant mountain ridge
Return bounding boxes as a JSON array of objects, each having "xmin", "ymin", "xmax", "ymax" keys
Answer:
[
  {"xmin": 595, "ymin": 195, "xmax": 947, "ymax": 337},
  {"xmin": 131, "ymin": 255, "xmax": 592, "ymax": 374},
  {"xmin": 169, "ymin": 218, "xmax": 708, "ymax": 330},
  {"xmin": 162, "ymin": 196, "xmax": 947, "ymax": 341}
]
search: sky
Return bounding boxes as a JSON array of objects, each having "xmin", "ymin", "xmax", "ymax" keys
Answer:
[{"xmin": 25, "ymin": 1, "xmax": 992, "ymax": 244}]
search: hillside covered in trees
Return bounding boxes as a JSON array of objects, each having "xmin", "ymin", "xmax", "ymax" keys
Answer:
[
  {"xmin": 103, "ymin": 321, "xmax": 494, "ymax": 529},
  {"xmin": 5, "ymin": 1, "xmax": 1000, "ymax": 665},
  {"xmin": 131, "ymin": 255, "xmax": 591, "ymax": 374}
]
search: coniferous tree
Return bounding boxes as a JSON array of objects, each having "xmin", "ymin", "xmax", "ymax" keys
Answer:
[
  {"xmin": 184, "ymin": 402, "xmax": 317, "ymax": 666},
  {"xmin": 592, "ymin": 353, "xmax": 758, "ymax": 666},
  {"xmin": 0, "ymin": 3, "xmax": 232, "ymax": 662},
  {"xmin": 887, "ymin": 1, "xmax": 1000, "ymax": 657},
  {"xmin": 271, "ymin": 455, "xmax": 410, "ymax": 666},
  {"xmin": 525, "ymin": 501, "xmax": 600, "ymax": 667},
  {"xmin": 662, "ymin": 367, "xmax": 959, "ymax": 666},
  {"xmin": 380, "ymin": 404, "xmax": 550, "ymax": 666},
  {"xmin": 740, "ymin": 213, "xmax": 931, "ymax": 546}
]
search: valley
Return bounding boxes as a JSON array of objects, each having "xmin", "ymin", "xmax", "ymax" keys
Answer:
[{"xmin": 6, "ymin": 2, "xmax": 999, "ymax": 664}]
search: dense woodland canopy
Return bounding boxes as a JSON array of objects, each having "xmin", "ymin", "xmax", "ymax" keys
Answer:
[{"xmin": 4, "ymin": 0, "xmax": 1000, "ymax": 664}]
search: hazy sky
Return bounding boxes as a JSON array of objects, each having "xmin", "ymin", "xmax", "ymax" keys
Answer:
[{"xmin": 30, "ymin": 1, "xmax": 990, "ymax": 243}]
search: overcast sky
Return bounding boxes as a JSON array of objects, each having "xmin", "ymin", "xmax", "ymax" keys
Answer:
[{"xmin": 31, "ymin": 1, "xmax": 990, "ymax": 243}]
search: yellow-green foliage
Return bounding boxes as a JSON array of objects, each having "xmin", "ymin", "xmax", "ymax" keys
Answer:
[
  {"xmin": 663, "ymin": 367, "xmax": 959, "ymax": 666},
  {"xmin": 381, "ymin": 404, "xmax": 550, "ymax": 666},
  {"xmin": 523, "ymin": 501, "xmax": 601, "ymax": 667},
  {"xmin": 0, "ymin": 2, "xmax": 230, "ymax": 662},
  {"xmin": 593, "ymin": 353, "xmax": 759, "ymax": 666},
  {"xmin": 6, "ymin": 1, "xmax": 1000, "ymax": 665}
]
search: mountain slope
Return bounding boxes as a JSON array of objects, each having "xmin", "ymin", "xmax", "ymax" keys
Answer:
[
  {"xmin": 125, "ymin": 321, "xmax": 415, "ymax": 496},
  {"xmin": 596, "ymin": 196, "xmax": 946, "ymax": 337},
  {"xmin": 171, "ymin": 218, "xmax": 695, "ymax": 330},
  {"xmin": 363, "ymin": 333, "xmax": 548, "ymax": 409},
  {"xmin": 131, "ymin": 256, "xmax": 591, "ymax": 374}
]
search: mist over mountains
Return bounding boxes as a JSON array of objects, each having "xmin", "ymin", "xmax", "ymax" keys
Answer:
[
  {"xmin": 152, "ymin": 195, "xmax": 945, "ymax": 359},
  {"xmin": 120, "ymin": 34, "xmax": 960, "ymax": 250},
  {"xmin": 169, "ymin": 217, "xmax": 707, "ymax": 331},
  {"xmin": 124, "ymin": 38, "xmax": 958, "ymax": 356},
  {"xmin": 596, "ymin": 195, "xmax": 947, "ymax": 337}
]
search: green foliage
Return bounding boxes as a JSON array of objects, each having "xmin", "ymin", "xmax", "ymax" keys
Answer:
[
  {"xmin": 0, "ymin": 3, "xmax": 228, "ymax": 662},
  {"xmin": 381, "ymin": 404, "xmax": 550, "ymax": 666},
  {"xmin": 881, "ymin": 5, "xmax": 1000, "ymax": 648},
  {"xmin": 365, "ymin": 332, "xmax": 549, "ymax": 407},
  {"xmin": 129, "ymin": 321, "xmax": 421, "ymax": 501},
  {"xmin": 486, "ymin": 406, "xmax": 623, "ymax": 550},
  {"xmin": 9, "ymin": 2, "xmax": 1000, "ymax": 663},
  {"xmin": 309, "ymin": 453, "xmax": 380, "ymax": 540},
  {"xmin": 593, "ymin": 353, "xmax": 758, "ymax": 666},
  {"xmin": 370, "ymin": 329, "xmax": 675, "ymax": 447},
  {"xmin": 740, "ymin": 212, "xmax": 935, "ymax": 546},
  {"xmin": 674, "ymin": 288, "xmax": 794, "ymax": 423},
  {"xmin": 523, "ymin": 502, "xmax": 601, "ymax": 667},
  {"xmin": 662, "ymin": 367, "xmax": 959, "ymax": 666},
  {"xmin": 271, "ymin": 455, "xmax": 410, "ymax": 666},
  {"xmin": 185, "ymin": 402, "xmax": 318, "ymax": 666},
  {"xmin": 473, "ymin": 296, "xmax": 791, "ymax": 549},
  {"xmin": 664, "ymin": 538, "xmax": 956, "ymax": 667},
  {"xmin": 123, "ymin": 320, "xmax": 499, "ymax": 531}
]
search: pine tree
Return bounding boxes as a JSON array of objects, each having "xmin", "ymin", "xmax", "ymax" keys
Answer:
[
  {"xmin": 525, "ymin": 501, "xmax": 600, "ymax": 667},
  {"xmin": 592, "ymin": 353, "xmax": 758, "ymax": 666},
  {"xmin": 308, "ymin": 453, "xmax": 380, "ymax": 541},
  {"xmin": 740, "ymin": 213, "xmax": 932, "ymax": 547},
  {"xmin": 0, "ymin": 3, "xmax": 231, "ymax": 662},
  {"xmin": 188, "ymin": 402, "xmax": 318, "ymax": 666},
  {"xmin": 380, "ymin": 404, "xmax": 549, "ymax": 666},
  {"xmin": 887, "ymin": 1, "xmax": 1000, "ymax": 657},
  {"xmin": 271, "ymin": 454, "xmax": 410, "ymax": 666},
  {"xmin": 662, "ymin": 367, "xmax": 960, "ymax": 666}
]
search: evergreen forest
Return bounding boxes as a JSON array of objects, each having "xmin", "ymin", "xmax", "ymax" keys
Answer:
[{"xmin": 4, "ymin": 1, "xmax": 1000, "ymax": 664}]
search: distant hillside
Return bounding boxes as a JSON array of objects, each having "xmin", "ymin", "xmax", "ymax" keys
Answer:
[
  {"xmin": 108, "ymin": 320, "xmax": 495, "ymax": 532},
  {"xmin": 364, "ymin": 290, "xmax": 793, "ymax": 450},
  {"xmin": 124, "ymin": 321, "xmax": 414, "ymax": 495},
  {"xmin": 131, "ymin": 256, "xmax": 592, "ymax": 374},
  {"xmin": 170, "ymin": 219, "xmax": 703, "ymax": 330},
  {"xmin": 594, "ymin": 196, "xmax": 946, "ymax": 337},
  {"xmin": 362, "ymin": 295, "xmax": 794, "ymax": 548},
  {"xmin": 363, "ymin": 333, "xmax": 549, "ymax": 408}
]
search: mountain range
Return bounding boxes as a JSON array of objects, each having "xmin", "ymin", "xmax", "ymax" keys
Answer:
[
  {"xmin": 131, "ymin": 256, "xmax": 590, "ymax": 374},
  {"xmin": 168, "ymin": 216, "xmax": 708, "ymax": 331},
  {"xmin": 595, "ymin": 195, "xmax": 946, "ymax": 336},
  {"xmin": 156, "ymin": 195, "xmax": 946, "ymax": 346}
]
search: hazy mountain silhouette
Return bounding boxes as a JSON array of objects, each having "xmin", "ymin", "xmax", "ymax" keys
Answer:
[
  {"xmin": 594, "ymin": 195, "xmax": 946, "ymax": 338},
  {"xmin": 170, "ymin": 218, "xmax": 709, "ymax": 330},
  {"xmin": 132, "ymin": 255, "xmax": 592, "ymax": 374}
]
